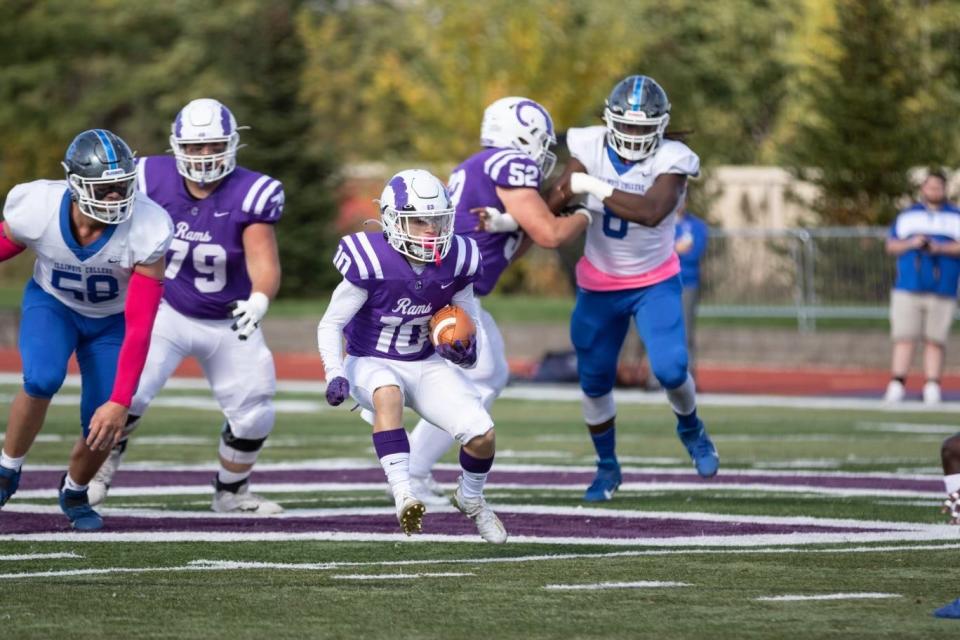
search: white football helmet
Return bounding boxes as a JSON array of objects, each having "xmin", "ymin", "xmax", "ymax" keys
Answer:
[
  {"xmin": 378, "ymin": 170, "xmax": 455, "ymax": 263},
  {"xmin": 480, "ymin": 97, "xmax": 557, "ymax": 178},
  {"xmin": 169, "ymin": 98, "xmax": 242, "ymax": 184}
]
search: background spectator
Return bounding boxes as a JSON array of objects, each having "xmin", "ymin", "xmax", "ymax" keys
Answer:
[{"xmin": 883, "ymin": 170, "xmax": 960, "ymax": 404}]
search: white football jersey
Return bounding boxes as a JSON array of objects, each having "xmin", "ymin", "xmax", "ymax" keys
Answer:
[
  {"xmin": 567, "ymin": 126, "xmax": 700, "ymax": 276},
  {"xmin": 2, "ymin": 180, "xmax": 173, "ymax": 318}
]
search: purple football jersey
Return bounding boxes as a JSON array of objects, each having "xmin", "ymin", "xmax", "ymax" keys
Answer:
[
  {"xmin": 447, "ymin": 148, "xmax": 542, "ymax": 296},
  {"xmin": 334, "ymin": 231, "xmax": 482, "ymax": 361},
  {"xmin": 137, "ymin": 156, "xmax": 284, "ymax": 319}
]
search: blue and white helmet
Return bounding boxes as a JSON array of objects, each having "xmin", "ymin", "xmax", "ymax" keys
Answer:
[
  {"xmin": 61, "ymin": 129, "xmax": 138, "ymax": 224},
  {"xmin": 169, "ymin": 98, "xmax": 242, "ymax": 184},
  {"xmin": 378, "ymin": 169, "xmax": 455, "ymax": 263},
  {"xmin": 603, "ymin": 75, "xmax": 671, "ymax": 162},
  {"xmin": 480, "ymin": 97, "xmax": 557, "ymax": 178}
]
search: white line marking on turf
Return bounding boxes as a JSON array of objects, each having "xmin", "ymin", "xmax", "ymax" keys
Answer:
[
  {"xmin": 0, "ymin": 552, "xmax": 82, "ymax": 561},
  {"xmin": 330, "ymin": 572, "xmax": 474, "ymax": 580},
  {"xmin": 5, "ymin": 373, "xmax": 960, "ymax": 412},
  {"xmin": 544, "ymin": 581, "xmax": 691, "ymax": 591},
  {"xmin": 5, "ymin": 545, "xmax": 958, "ymax": 581},
  {"xmin": 856, "ymin": 422, "xmax": 959, "ymax": 435},
  {"xmin": 755, "ymin": 592, "xmax": 902, "ymax": 602}
]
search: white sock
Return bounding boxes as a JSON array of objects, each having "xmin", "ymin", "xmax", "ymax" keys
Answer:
[
  {"xmin": 666, "ymin": 373, "xmax": 697, "ymax": 415},
  {"xmin": 380, "ymin": 452, "xmax": 411, "ymax": 498},
  {"xmin": 217, "ymin": 468, "xmax": 250, "ymax": 485},
  {"xmin": 458, "ymin": 470, "xmax": 488, "ymax": 501},
  {"xmin": 945, "ymin": 473, "xmax": 960, "ymax": 495},
  {"xmin": 63, "ymin": 474, "xmax": 87, "ymax": 492},
  {"xmin": 408, "ymin": 420, "xmax": 455, "ymax": 478},
  {"xmin": 0, "ymin": 450, "xmax": 25, "ymax": 471}
]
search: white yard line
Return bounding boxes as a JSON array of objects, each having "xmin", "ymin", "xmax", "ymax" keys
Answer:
[
  {"xmin": 329, "ymin": 572, "xmax": 473, "ymax": 580},
  {"xmin": 856, "ymin": 422, "xmax": 959, "ymax": 434},
  {"xmin": 2, "ymin": 545, "xmax": 958, "ymax": 581},
  {"xmin": 544, "ymin": 581, "xmax": 691, "ymax": 591},
  {"xmin": 3, "ymin": 373, "xmax": 960, "ymax": 412},
  {"xmin": 0, "ymin": 552, "xmax": 82, "ymax": 561},
  {"xmin": 755, "ymin": 592, "xmax": 902, "ymax": 602}
]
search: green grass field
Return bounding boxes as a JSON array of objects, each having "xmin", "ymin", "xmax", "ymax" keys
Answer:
[{"xmin": 2, "ymin": 382, "xmax": 959, "ymax": 639}]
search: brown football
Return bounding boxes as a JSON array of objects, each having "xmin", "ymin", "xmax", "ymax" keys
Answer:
[{"xmin": 428, "ymin": 305, "xmax": 476, "ymax": 347}]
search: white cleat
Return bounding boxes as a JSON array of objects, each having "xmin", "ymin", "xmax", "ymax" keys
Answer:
[
  {"xmin": 883, "ymin": 380, "xmax": 905, "ymax": 403},
  {"xmin": 451, "ymin": 483, "xmax": 508, "ymax": 544},
  {"xmin": 395, "ymin": 493, "xmax": 426, "ymax": 535},
  {"xmin": 923, "ymin": 381, "xmax": 942, "ymax": 405},
  {"xmin": 410, "ymin": 474, "xmax": 449, "ymax": 507},
  {"xmin": 212, "ymin": 482, "xmax": 284, "ymax": 515},
  {"xmin": 88, "ymin": 441, "xmax": 127, "ymax": 507}
]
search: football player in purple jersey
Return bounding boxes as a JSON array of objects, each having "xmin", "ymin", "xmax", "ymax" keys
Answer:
[
  {"xmin": 88, "ymin": 99, "xmax": 285, "ymax": 514},
  {"xmin": 941, "ymin": 434, "xmax": 960, "ymax": 523},
  {"xmin": 400, "ymin": 97, "xmax": 591, "ymax": 505},
  {"xmin": 318, "ymin": 169, "xmax": 508, "ymax": 543}
]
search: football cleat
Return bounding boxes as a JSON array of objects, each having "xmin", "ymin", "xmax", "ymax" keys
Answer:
[
  {"xmin": 212, "ymin": 481, "xmax": 284, "ymax": 515},
  {"xmin": 934, "ymin": 598, "xmax": 960, "ymax": 619},
  {"xmin": 942, "ymin": 491, "xmax": 960, "ymax": 524},
  {"xmin": 678, "ymin": 419, "xmax": 720, "ymax": 478},
  {"xmin": 584, "ymin": 458, "xmax": 622, "ymax": 502},
  {"xmin": 0, "ymin": 465, "xmax": 21, "ymax": 507},
  {"xmin": 451, "ymin": 482, "xmax": 508, "ymax": 544},
  {"xmin": 883, "ymin": 380, "xmax": 905, "ymax": 403},
  {"xmin": 923, "ymin": 381, "xmax": 942, "ymax": 405},
  {"xmin": 409, "ymin": 474, "xmax": 449, "ymax": 507},
  {"xmin": 88, "ymin": 439, "xmax": 128, "ymax": 506},
  {"xmin": 395, "ymin": 493, "xmax": 426, "ymax": 535},
  {"xmin": 58, "ymin": 475, "xmax": 103, "ymax": 531}
]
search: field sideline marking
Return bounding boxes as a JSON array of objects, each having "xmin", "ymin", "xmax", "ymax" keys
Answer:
[
  {"xmin": 2, "ymin": 544, "xmax": 959, "ymax": 581},
  {"xmin": 2, "ymin": 501, "xmax": 941, "ymax": 531},
  {"xmin": 330, "ymin": 572, "xmax": 473, "ymax": 580},
  {"xmin": 544, "ymin": 581, "xmax": 691, "ymax": 591},
  {"xmin": 755, "ymin": 592, "xmax": 902, "ymax": 602},
  {"xmin": 0, "ymin": 552, "xmax": 81, "ymax": 561},
  {"xmin": 3, "ymin": 373, "xmax": 960, "ymax": 412}
]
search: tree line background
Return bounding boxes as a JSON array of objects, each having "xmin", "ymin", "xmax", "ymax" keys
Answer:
[{"xmin": 1, "ymin": 0, "xmax": 959, "ymax": 296}]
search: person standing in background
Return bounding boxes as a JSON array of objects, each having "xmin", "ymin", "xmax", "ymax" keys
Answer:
[
  {"xmin": 883, "ymin": 170, "xmax": 960, "ymax": 405},
  {"xmin": 674, "ymin": 199, "xmax": 709, "ymax": 379}
]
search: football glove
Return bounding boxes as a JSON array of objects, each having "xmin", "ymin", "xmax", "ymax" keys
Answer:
[
  {"xmin": 475, "ymin": 206, "xmax": 519, "ymax": 233},
  {"xmin": 325, "ymin": 376, "xmax": 350, "ymax": 407},
  {"xmin": 436, "ymin": 339, "xmax": 477, "ymax": 368},
  {"xmin": 229, "ymin": 292, "xmax": 270, "ymax": 340},
  {"xmin": 943, "ymin": 490, "xmax": 960, "ymax": 524}
]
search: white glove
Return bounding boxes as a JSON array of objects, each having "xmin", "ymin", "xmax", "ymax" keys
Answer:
[
  {"xmin": 230, "ymin": 291, "xmax": 270, "ymax": 340},
  {"xmin": 570, "ymin": 172, "xmax": 614, "ymax": 201},
  {"xmin": 478, "ymin": 206, "xmax": 520, "ymax": 233}
]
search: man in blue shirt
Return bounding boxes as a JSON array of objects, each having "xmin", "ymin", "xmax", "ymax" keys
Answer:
[
  {"xmin": 884, "ymin": 170, "xmax": 960, "ymax": 404},
  {"xmin": 675, "ymin": 200, "xmax": 709, "ymax": 377}
]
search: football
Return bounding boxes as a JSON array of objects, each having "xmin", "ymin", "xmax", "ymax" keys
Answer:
[{"xmin": 429, "ymin": 304, "xmax": 475, "ymax": 347}]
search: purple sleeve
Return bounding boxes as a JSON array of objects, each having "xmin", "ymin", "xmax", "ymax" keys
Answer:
[
  {"xmin": 487, "ymin": 154, "xmax": 542, "ymax": 190},
  {"xmin": 239, "ymin": 177, "xmax": 285, "ymax": 225}
]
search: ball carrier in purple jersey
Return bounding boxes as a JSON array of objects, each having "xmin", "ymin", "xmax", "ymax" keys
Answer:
[
  {"xmin": 318, "ymin": 169, "xmax": 507, "ymax": 543},
  {"xmin": 547, "ymin": 75, "xmax": 719, "ymax": 502},
  {"xmin": 88, "ymin": 99, "xmax": 285, "ymax": 514},
  {"xmin": 398, "ymin": 97, "xmax": 591, "ymax": 505}
]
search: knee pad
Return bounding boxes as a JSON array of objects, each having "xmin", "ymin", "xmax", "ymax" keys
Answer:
[
  {"xmin": 218, "ymin": 421, "xmax": 269, "ymax": 465},
  {"xmin": 23, "ymin": 370, "xmax": 66, "ymax": 399},
  {"xmin": 581, "ymin": 392, "xmax": 616, "ymax": 425}
]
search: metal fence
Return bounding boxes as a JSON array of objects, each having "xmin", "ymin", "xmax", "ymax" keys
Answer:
[{"xmin": 700, "ymin": 227, "xmax": 898, "ymax": 331}]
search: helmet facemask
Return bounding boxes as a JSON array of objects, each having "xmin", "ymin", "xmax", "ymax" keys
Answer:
[
  {"xmin": 170, "ymin": 133, "xmax": 240, "ymax": 184},
  {"xmin": 381, "ymin": 206, "xmax": 455, "ymax": 264},
  {"xmin": 62, "ymin": 164, "xmax": 137, "ymax": 225},
  {"xmin": 603, "ymin": 108, "xmax": 669, "ymax": 162}
]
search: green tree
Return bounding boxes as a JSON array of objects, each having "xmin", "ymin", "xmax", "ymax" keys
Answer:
[{"xmin": 785, "ymin": 0, "xmax": 933, "ymax": 225}]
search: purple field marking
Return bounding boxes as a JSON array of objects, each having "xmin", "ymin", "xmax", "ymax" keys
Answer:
[
  {"xmin": 0, "ymin": 510, "xmax": 894, "ymax": 538},
  {"xmin": 16, "ymin": 468, "xmax": 943, "ymax": 493}
]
